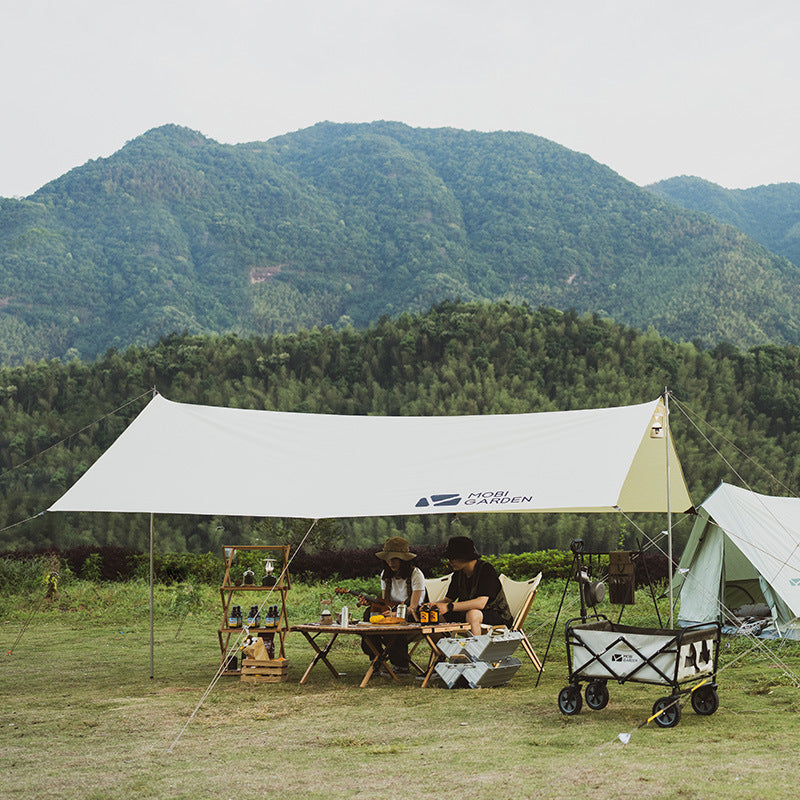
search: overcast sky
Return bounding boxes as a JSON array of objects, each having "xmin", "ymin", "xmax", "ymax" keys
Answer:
[{"xmin": 2, "ymin": 1, "xmax": 798, "ymax": 198}]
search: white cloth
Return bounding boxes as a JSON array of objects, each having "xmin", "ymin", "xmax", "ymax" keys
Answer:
[
  {"xmin": 381, "ymin": 566, "xmax": 425, "ymax": 604},
  {"xmin": 48, "ymin": 394, "xmax": 693, "ymax": 518}
]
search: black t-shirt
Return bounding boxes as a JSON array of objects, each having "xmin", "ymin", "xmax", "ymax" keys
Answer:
[{"xmin": 446, "ymin": 559, "xmax": 512, "ymax": 626}]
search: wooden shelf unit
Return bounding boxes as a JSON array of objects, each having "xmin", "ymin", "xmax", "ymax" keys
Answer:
[{"xmin": 218, "ymin": 544, "xmax": 291, "ymax": 669}]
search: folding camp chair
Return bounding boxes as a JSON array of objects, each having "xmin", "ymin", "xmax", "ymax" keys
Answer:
[
  {"xmin": 408, "ymin": 574, "xmax": 453, "ymax": 670},
  {"xmin": 492, "ymin": 572, "xmax": 543, "ymax": 673},
  {"xmin": 424, "ymin": 573, "xmax": 453, "ymax": 604}
]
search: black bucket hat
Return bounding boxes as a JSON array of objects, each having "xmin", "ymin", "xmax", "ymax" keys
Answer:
[{"xmin": 445, "ymin": 536, "xmax": 480, "ymax": 560}]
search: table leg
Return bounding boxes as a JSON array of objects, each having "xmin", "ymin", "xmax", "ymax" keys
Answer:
[
  {"xmin": 420, "ymin": 632, "xmax": 445, "ymax": 688},
  {"xmin": 360, "ymin": 635, "xmax": 398, "ymax": 687},
  {"xmin": 298, "ymin": 631, "xmax": 342, "ymax": 684}
]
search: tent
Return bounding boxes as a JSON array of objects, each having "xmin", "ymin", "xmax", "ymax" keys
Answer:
[
  {"xmin": 49, "ymin": 394, "xmax": 692, "ymax": 518},
  {"xmin": 676, "ymin": 482, "xmax": 800, "ymax": 639}
]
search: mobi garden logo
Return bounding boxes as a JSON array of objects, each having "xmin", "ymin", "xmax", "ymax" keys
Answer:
[{"xmin": 415, "ymin": 490, "xmax": 533, "ymax": 509}]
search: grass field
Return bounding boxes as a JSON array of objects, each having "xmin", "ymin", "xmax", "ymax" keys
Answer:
[{"xmin": 2, "ymin": 578, "xmax": 800, "ymax": 799}]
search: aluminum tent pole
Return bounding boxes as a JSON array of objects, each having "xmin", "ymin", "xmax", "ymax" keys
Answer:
[
  {"xmin": 665, "ymin": 388, "xmax": 674, "ymax": 628},
  {"xmin": 150, "ymin": 511, "xmax": 154, "ymax": 679}
]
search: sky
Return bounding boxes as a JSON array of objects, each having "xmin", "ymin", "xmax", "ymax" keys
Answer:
[{"xmin": 2, "ymin": 0, "xmax": 798, "ymax": 198}]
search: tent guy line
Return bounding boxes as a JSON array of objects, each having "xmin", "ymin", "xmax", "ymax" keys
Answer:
[
  {"xmin": 167, "ymin": 518, "xmax": 319, "ymax": 754},
  {"xmin": 671, "ymin": 395, "xmax": 798, "ymax": 499}
]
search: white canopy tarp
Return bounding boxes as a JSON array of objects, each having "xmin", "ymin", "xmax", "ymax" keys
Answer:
[
  {"xmin": 676, "ymin": 482, "xmax": 800, "ymax": 635},
  {"xmin": 48, "ymin": 394, "xmax": 692, "ymax": 519}
]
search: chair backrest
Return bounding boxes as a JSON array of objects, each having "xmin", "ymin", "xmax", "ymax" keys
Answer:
[
  {"xmin": 499, "ymin": 572, "xmax": 542, "ymax": 630},
  {"xmin": 425, "ymin": 573, "xmax": 453, "ymax": 603}
]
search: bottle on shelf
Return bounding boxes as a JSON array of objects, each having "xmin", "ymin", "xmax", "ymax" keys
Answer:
[{"xmin": 228, "ymin": 605, "xmax": 243, "ymax": 627}]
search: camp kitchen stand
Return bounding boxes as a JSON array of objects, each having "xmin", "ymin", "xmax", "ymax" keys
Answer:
[
  {"xmin": 558, "ymin": 617, "xmax": 721, "ymax": 727},
  {"xmin": 218, "ymin": 545, "xmax": 291, "ymax": 674}
]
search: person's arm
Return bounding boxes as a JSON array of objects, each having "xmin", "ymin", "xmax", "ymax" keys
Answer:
[{"xmin": 435, "ymin": 595, "xmax": 488, "ymax": 614}]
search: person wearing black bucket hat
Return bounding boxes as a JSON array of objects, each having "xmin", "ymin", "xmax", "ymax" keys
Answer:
[{"xmin": 433, "ymin": 535, "xmax": 512, "ymax": 634}]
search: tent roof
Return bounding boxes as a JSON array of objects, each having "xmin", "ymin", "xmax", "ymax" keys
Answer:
[
  {"xmin": 48, "ymin": 394, "xmax": 693, "ymax": 519},
  {"xmin": 690, "ymin": 482, "xmax": 800, "ymax": 617}
]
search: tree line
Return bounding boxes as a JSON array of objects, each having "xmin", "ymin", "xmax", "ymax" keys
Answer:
[{"xmin": 0, "ymin": 301, "xmax": 798, "ymax": 557}]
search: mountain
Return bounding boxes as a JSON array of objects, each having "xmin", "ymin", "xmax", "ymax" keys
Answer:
[
  {"xmin": 646, "ymin": 176, "xmax": 800, "ymax": 269},
  {"xmin": 1, "ymin": 122, "xmax": 800, "ymax": 365}
]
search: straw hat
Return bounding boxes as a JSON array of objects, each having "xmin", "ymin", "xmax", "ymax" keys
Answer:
[{"xmin": 376, "ymin": 537, "xmax": 417, "ymax": 561}]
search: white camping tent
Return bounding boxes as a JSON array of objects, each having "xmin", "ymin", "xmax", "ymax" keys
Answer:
[
  {"xmin": 676, "ymin": 482, "xmax": 800, "ymax": 639},
  {"xmin": 48, "ymin": 394, "xmax": 693, "ymax": 518}
]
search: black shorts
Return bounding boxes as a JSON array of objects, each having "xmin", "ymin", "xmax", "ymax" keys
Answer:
[{"xmin": 445, "ymin": 608, "xmax": 509, "ymax": 627}]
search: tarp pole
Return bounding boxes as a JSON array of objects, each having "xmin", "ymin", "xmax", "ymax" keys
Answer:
[
  {"xmin": 665, "ymin": 388, "xmax": 674, "ymax": 627},
  {"xmin": 150, "ymin": 511, "xmax": 154, "ymax": 679}
]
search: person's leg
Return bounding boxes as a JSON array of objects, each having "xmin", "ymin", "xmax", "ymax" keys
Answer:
[
  {"xmin": 387, "ymin": 634, "xmax": 410, "ymax": 672},
  {"xmin": 465, "ymin": 608, "xmax": 484, "ymax": 635}
]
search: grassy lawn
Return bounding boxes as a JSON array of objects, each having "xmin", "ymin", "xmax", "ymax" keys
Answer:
[{"xmin": 2, "ymin": 579, "xmax": 799, "ymax": 799}]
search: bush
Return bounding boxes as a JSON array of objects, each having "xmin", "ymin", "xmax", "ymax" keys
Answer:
[
  {"xmin": 484, "ymin": 549, "xmax": 575, "ymax": 580},
  {"xmin": 0, "ymin": 554, "xmax": 56, "ymax": 594},
  {"xmin": 289, "ymin": 543, "xmax": 448, "ymax": 582}
]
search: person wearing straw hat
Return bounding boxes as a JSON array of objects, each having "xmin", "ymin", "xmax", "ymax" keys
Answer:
[
  {"xmin": 360, "ymin": 536, "xmax": 425, "ymax": 674},
  {"xmin": 432, "ymin": 535, "xmax": 512, "ymax": 635}
]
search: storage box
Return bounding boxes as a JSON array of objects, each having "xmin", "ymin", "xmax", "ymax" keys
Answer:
[
  {"xmin": 435, "ymin": 656, "xmax": 522, "ymax": 689},
  {"xmin": 437, "ymin": 629, "xmax": 523, "ymax": 662},
  {"xmin": 240, "ymin": 658, "xmax": 289, "ymax": 683}
]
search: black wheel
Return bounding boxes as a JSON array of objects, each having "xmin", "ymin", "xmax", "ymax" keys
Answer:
[
  {"xmin": 585, "ymin": 680, "xmax": 610, "ymax": 710},
  {"xmin": 652, "ymin": 696, "xmax": 682, "ymax": 728},
  {"xmin": 691, "ymin": 685, "xmax": 719, "ymax": 716},
  {"xmin": 558, "ymin": 685, "xmax": 583, "ymax": 715}
]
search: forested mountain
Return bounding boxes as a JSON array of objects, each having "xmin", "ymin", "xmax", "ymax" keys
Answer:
[
  {"xmin": 1, "ymin": 122, "xmax": 800, "ymax": 366},
  {"xmin": 647, "ymin": 176, "xmax": 800, "ymax": 270},
  {"xmin": 1, "ymin": 302, "xmax": 798, "ymax": 557}
]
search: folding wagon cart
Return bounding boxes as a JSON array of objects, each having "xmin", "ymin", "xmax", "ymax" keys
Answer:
[{"xmin": 557, "ymin": 617, "xmax": 721, "ymax": 727}]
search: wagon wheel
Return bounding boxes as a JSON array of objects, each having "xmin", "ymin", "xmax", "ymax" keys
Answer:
[
  {"xmin": 651, "ymin": 696, "xmax": 681, "ymax": 728},
  {"xmin": 690, "ymin": 685, "xmax": 719, "ymax": 716},
  {"xmin": 558, "ymin": 685, "xmax": 583, "ymax": 715},
  {"xmin": 585, "ymin": 680, "xmax": 610, "ymax": 710}
]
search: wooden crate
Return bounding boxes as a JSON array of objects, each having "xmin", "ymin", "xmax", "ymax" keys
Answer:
[{"xmin": 240, "ymin": 657, "xmax": 289, "ymax": 683}]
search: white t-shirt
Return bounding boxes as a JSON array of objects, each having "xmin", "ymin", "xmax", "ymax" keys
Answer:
[{"xmin": 380, "ymin": 566, "xmax": 425, "ymax": 604}]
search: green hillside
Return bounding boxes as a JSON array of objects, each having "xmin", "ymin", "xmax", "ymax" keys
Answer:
[
  {"xmin": 1, "ymin": 123, "xmax": 800, "ymax": 365},
  {"xmin": 647, "ymin": 175, "xmax": 800, "ymax": 269},
  {"xmin": 1, "ymin": 302, "xmax": 798, "ymax": 557}
]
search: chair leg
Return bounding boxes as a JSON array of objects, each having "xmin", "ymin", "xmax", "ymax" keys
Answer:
[{"xmin": 518, "ymin": 631, "xmax": 543, "ymax": 673}]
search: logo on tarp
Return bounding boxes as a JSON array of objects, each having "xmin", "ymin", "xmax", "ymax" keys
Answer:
[
  {"xmin": 415, "ymin": 490, "xmax": 534, "ymax": 509},
  {"xmin": 415, "ymin": 494, "xmax": 461, "ymax": 508},
  {"xmin": 790, "ymin": 578, "xmax": 800, "ymax": 586},
  {"xmin": 611, "ymin": 653, "xmax": 639, "ymax": 663}
]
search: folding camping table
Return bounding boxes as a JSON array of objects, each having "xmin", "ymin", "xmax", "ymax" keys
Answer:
[{"xmin": 290, "ymin": 621, "xmax": 470, "ymax": 687}]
